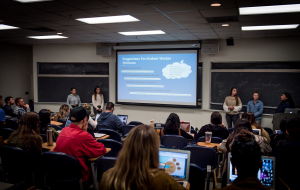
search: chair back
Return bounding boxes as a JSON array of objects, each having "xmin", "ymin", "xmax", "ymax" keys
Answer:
[
  {"xmin": 122, "ymin": 125, "xmax": 135, "ymax": 137},
  {"xmin": 263, "ymin": 127, "xmax": 274, "ymax": 135},
  {"xmin": 228, "ymin": 128, "xmax": 234, "ymax": 134},
  {"xmin": 87, "ymin": 124, "xmax": 95, "ymax": 138},
  {"xmin": 57, "ymin": 119, "xmax": 67, "ymax": 128},
  {"xmin": 96, "ymin": 124, "xmax": 113, "ymax": 132},
  {"xmin": 0, "ymin": 145, "xmax": 35, "ymax": 184},
  {"xmin": 1, "ymin": 128, "xmax": 15, "ymax": 140},
  {"xmin": 154, "ymin": 123, "xmax": 164, "ymax": 128},
  {"xmin": 96, "ymin": 157, "xmax": 117, "ymax": 182},
  {"xmin": 191, "ymin": 129, "xmax": 198, "ymax": 143},
  {"xmin": 97, "ymin": 139, "xmax": 122, "ymax": 157},
  {"xmin": 40, "ymin": 134, "xmax": 47, "ymax": 143},
  {"xmin": 197, "ymin": 136, "xmax": 223, "ymax": 143},
  {"xmin": 183, "ymin": 145, "xmax": 218, "ymax": 170},
  {"xmin": 98, "ymin": 129, "xmax": 121, "ymax": 142},
  {"xmin": 161, "ymin": 135, "xmax": 188, "ymax": 149},
  {"xmin": 43, "ymin": 152, "xmax": 82, "ymax": 190},
  {"xmin": 128, "ymin": 121, "xmax": 143, "ymax": 126},
  {"xmin": 6, "ymin": 119, "xmax": 19, "ymax": 130},
  {"xmin": 51, "ymin": 124, "xmax": 62, "ymax": 131},
  {"xmin": 189, "ymin": 163, "xmax": 205, "ymax": 190}
]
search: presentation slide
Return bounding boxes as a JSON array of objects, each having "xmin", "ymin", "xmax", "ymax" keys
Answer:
[{"xmin": 117, "ymin": 50, "xmax": 198, "ymax": 106}]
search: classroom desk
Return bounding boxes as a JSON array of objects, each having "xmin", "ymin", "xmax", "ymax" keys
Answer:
[
  {"xmin": 50, "ymin": 121, "xmax": 63, "ymax": 126},
  {"xmin": 196, "ymin": 142, "xmax": 222, "ymax": 153},
  {"xmin": 95, "ymin": 135, "xmax": 109, "ymax": 140}
]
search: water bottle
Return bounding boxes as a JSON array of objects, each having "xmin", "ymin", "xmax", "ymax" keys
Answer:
[{"xmin": 47, "ymin": 124, "xmax": 53, "ymax": 146}]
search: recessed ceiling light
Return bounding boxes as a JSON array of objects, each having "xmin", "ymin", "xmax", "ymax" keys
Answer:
[
  {"xmin": 28, "ymin": 35, "xmax": 68, "ymax": 39},
  {"xmin": 222, "ymin": 24, "xmax": 229, "ymax": 26},
  {"xmin": 57, "ymin": 32, "xmax": 63, "ymax": 35},
  {"xmin": 76, "ymin": 15, "xmax": 139, "ymax": 24},
  {"xmin": 242, "ymin": 24, "xmax": 299, "ymax": 31},
  {"xmin": 239, "ymin": 4, "xmax": 300, "ymax": 15},
  {"xmin": 14, "ymin": 0, "xmax": 53, "ymax": 3},
  {"xmin": 0, "ymin": 24, "xmax": 19, "ymax": 30},
  {"xmin": 211, "ymin": 3, "xmax": 221, "ymax": 6},
  {"xmin": 118, "ymin": 30, "xmax": 165, "ymax": 36}
]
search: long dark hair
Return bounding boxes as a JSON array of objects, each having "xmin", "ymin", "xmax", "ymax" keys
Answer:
[
  {"xmin": 39, "ymin": 109, "xmax": 51, "ymax": 134},
  {"xmin": 241, "ymin": 112, "xmax": 263, "ymax": 130},
  {"xmin": 226, "ymin": 118, "xmax": 253, "ymax": 151},
  {"xmin": 164, "ymin": 113, "xmax": 180, "ymax": 134},
  {"xmin": 93, "ymin": 86, "xmax": 102, "ymax": 101},
  {"xmin": 283, "ymin": 93, "xmax": 295, "ymax": 108},
  {"xmin": 229, "ymin": 87, "xmax": 239, "ymax": 106},
  {"xmin": 8, "ymin": 112, "xmax": 42, "ymax": 154}
]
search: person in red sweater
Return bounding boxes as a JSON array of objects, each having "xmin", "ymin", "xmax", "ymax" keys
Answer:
[{"xmin": 53, "ymin": 106, "xmax": 106, "ymax": 185}]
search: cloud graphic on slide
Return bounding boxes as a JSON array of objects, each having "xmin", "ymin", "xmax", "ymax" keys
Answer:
[{"xmin": 162, "ymin": 60, "xmax": 192, "ymax": 79}]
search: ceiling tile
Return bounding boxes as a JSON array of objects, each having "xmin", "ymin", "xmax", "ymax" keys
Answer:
[
  {"xmin": 193, "ymin": 32, "xmax": 217, "ymax": 36},
  {"xmin": 101, "ymin": 0, "xmax": 147, "ymax": 7},
  {"xmin": 175, "ymin": 18, "xmax": 208, "ymax": 25},
  {"xmin": 59, "ymin": 0, "xmax": 111, "ymax": 9},
  {"xmin": 239, "ymin": 15, "xmax": 274, "ymax": 22},
  {"xmin": 166, "ymin": 11, "xmax": 203, "ymax": 19},
  {"xmin": 200, "ymin": 8, "xmax": 238, "ymax": 17},
  {"xmin": 3, "ymin": 15, "xmax": 42, "ymax": 22},
  {"xmin": 209, "ymin": 22, "xmax": 240, "ymax": 27},
  {"xmin": 29, "ymin": 13, "xmax": 68, "ymax": 21},
  {"xmin": 29, "ymin": 1, "xmax": 77, "ymax": 12},
  {"xmin": 153, "ymin": 2, "xmax": 196, "ymax": 12},
  {"xmin": 213, "ymin": 26, "xmax": 240, "ymax": 32},
  {"xmin": 0, "ymin": 4, "xmax": 46, "ymax": 15},
  {"xmin": 30, "ymin": 21, "xmax": 63, "ymax": 27},
  {"xmin": 51, "ymin": 19, "xmax": 85, "ymax": 26},
  {"xmin": 193, "ymin": 0, "xmax": 236, "ymax": 10},
  {"xmin": 55, "ymin": 11, "xmax": 96, "ymax": 19},
  {"xmin": 148, "ymin": 0, "xmax": 188, "ymax": 3},
  {"xmin": 84, "ymin": 7, "xmax": 126, "ymax": 17},
  {"xmin": 236, "ymin": 0, "xmax": 281, "ymax": 7},
  {"xmin": 118, "ymin": 5, "xmax": 160, "ymax": 14},
  {"xmin": 133, "ymin": 13, "xmax": 167, "ymax": 21},
  {"xmin": 188, "ymin": 28, "xmax": 215, "ymax": 32}
]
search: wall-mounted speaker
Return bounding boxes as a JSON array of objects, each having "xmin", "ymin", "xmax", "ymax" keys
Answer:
[
  {"xmin": 96, "ymin": 45, "xmax": 112, "ymax": 56},
  {"xmin": 226, "ymin": 38, "xmax": 234, "ymax": 46},
  {"xmin": 201, "ymin": 44, "xmax": 219, "ymax": 54}
]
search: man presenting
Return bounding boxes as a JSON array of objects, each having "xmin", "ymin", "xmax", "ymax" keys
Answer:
[{"xmin": 247, "ymin": 91, "xmax": 264, "ymax": 125}]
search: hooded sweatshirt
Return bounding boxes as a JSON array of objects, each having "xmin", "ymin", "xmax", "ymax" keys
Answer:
[
  {"xmin": 97, "ymin": 112, "xmax": 123, "ymax": 131},
  {"xmin": 197, "ymin": 124, "xmax": 229, "ymax": 140}
]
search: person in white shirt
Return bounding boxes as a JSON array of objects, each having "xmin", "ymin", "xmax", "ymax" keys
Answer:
[
  {"xmin": 83, "ymin": 104, "xmax": 97, "ymax": 130},
  {"xmin": 92, "ymin": 86, "xmax": 104, "ymax": 115}
]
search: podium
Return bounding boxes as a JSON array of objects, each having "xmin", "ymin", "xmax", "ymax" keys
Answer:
[{"xmin": 273, "ymin": 113, "xmax": 300, "ymax": 131}]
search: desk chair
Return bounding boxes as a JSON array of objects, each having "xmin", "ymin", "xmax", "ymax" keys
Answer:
[
  {"xmin": 128, "ymin": 121, "xmax": 143, "ymax": 126},
  {"xmin": 2, "ymin": 128, "xmax": 14, "ymax": 140},
  {"xmin": 50, "ymin": 124, "xmax": 62, "ymax": 131},
  {"xmin": 6, "ymin": 119, "xmax": 18, "ymax": 130},
  {"xmin": 96, "ymin": 139, "xmax": 122, "ymax": 157},
  {"xmin": 43, "ymin": 152, "xmax": 83, "ymax": 190},
  {"xmin": 189, "ymin": 163, "xmax": 205, "ymax": 190},
  {"xmin": 183, "ymin": 145, "xmax": 218, "ymax": 190},
  {"xmin": 96, "ymin": 124, "xmax": 113, "ymax": 132},
  {"xmin": 96, "ymin": 157, "xmax": 117, "ymax": 183},
  {"xmin": 263, "ymin": 127, "xmax": 274, "ymax": 135},
  {"xmin": 122, "ymin": 125, "xmax": 135, "ymax": 137},
  {"xmin": 161, "ymin": 135, "xmax": 188, "ymax": 149},
  {"xmin": 197, "ymin": 136, "xmax": 223, "ymax": 144},
  {"xmin": 191, "ymin": 129, "xmax": 197, "ymax": 144},
  {"xmin": 57, "ymin": 119, "xmax": 67, "ymax": 128},
  {"xmin": 97, "ymin": 129, "xmax": 121, "ymax": 142}
]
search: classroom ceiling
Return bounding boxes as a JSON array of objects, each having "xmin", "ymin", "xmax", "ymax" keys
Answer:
[{"xmin": 0, "ymin": 0, "xmax": 300, "ymax": 45}]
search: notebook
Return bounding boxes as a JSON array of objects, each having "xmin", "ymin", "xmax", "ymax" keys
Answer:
[
  {"xmin": 94, "ymin": 133, "xmax": 106, "ymax": 138},
  {"xmin": 95, "ymin": 113, "xmax": 101, "ymax": 121},
  {"xmin": 117, "ymin": 115, "xmax": 128, "ymax": 124},
  {"xmin": 227, "ymin": 152, "xmax": 276, "ymax": 189},
  {"xmin": 180, "ymin": 121, "xmax": 191, "ymax": 133}
]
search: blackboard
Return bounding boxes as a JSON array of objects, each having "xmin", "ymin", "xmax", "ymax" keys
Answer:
[
  {"xmin": 38, "ymin": 77, "xmax": 109, "ymax": 103},
  {"xmin": 211, "ymin": 72, "xmax": 300, "ymax": 111}
]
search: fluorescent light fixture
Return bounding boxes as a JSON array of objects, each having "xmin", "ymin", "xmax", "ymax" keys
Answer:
[
  {"xmin": 76, "ymin": 15, "xmax": 139, "ymax": 24},
  {"xmin": 239, "ymin": 4, "xmax": 300, "ymax": 15},
  {"xmin": 0, "ymin": 24, "xmax": 19, "ymax": 30},
  {"xmin": 57, "ymin": 32, "xmax": 63, "ymax": 34},
  {"xmin": 222, "ymin": 24, "xmax": 229, "ymax": 26},
  {"xmin": 28, "ymin": 35, "xmax": 68, "ymax": 39},
  {"xmin": 14, "ymin": 0, "xmax": 52, "ymax": 3},
  {"xmin": 119, "ymin": 30, "xmax": 165, "ymax": 35},
  {"xmin": 211, "ymin": 3, "xmax": 221, "ymax": 6},
  {"xmin": 242, "ymin": 24, "xmax": 299, "ymax": 31}
]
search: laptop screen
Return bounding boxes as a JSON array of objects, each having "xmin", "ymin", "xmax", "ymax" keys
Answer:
[
  {"xmin": 180, "ymin": 121, "xmax": 191, "ymax": 133},
  {"xmin": 117, "ymin": 115, "xmax": 128, "ymax": 124},
  {"xmin": 228, "ymin": 153, "xmax": 275, "ymax": 188},
  {"xmin": 253, "ymin": 129, "xmax": 261, "ymax": 135},
  {"xmin": 159, "ymin": 148, "xmax": 190, "ymax": 181}
]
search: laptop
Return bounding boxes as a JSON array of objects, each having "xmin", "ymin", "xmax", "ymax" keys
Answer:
[
  {"xmin": 180, "ymin": 121, "xmax": 191, "ymax": 133},
  {"xmin": 227, "ymin": 152, "xmax": 275, "ymax": 189},
  {"xmin": 159, "ymin": 148, "xmax": 190, "ymax": 187},
  {"xmin": 117, "ymin": 115, "xmax": 128, "ymax": 124},
  {"xmin": 253, "ymin": 129, "xmax": 261, "ymax": 135},
  {"xmin": 275, "ymin": 130, "xmax": 282, "ymax": 134},
  {"xmin": 284, "ymin": 108, "xmax": 299, "ymax": 114}
]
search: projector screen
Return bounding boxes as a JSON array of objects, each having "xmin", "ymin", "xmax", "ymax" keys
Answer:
[{"xmin": 117, "ymin": 49, "xmax": 198, "ymax": 107}]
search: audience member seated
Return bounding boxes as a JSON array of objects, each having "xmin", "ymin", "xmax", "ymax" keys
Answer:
[
  {"xmin": 161, "ymin": 113, "xmax": 193, "ymax": 140},
  {"xmin": 197, "ymin": 111, "xmax": 229, "ymax": 140},
  {"xmin": 55, "ymin": 104, "xmax": 71, "ymax": 127},
  {"xmin": 219, "ymin": 118, "xmax": 271, "ymax": 187},
  {"xmin": 0, "ymin": 95, "xmax": 6, "ymax": 129},
  {"xmin": 2, "ymin": 96, "xmax": 18, "ymax": 117},
  {"xmin": 97, "ymin": 102, "xmax": 123, "ymax": 131},
  {"xmin": 275, "ymin": 117, "xmax": 300, "ymax": 189},
  {"xmin": 83, "ymin": 103, "xmax": 97, "ymax": 130},
  {"xmin": 217, "ymin": 130, "xmax": 268, "ymax": 190},
  {"xmin": 54, "ymin": 107, "xmax": 106, "ymax": 186},
  {"xmin": 39, "ymin": 109, "xmax": 59, "ymax": 141},
  {"xmin": 100, "ymin": 125, "xmax": 186, "ymax": 190},
  {"xmin": 270, "ymin": 118, "xmax": 288, "ymax": 155},
  {"xmin": 241, "ymin": 112, "xmax": 270, "ymax": 143},
  {"xmin": 13, "ymin": 97, "xmax": 30, "ymax": 115}
]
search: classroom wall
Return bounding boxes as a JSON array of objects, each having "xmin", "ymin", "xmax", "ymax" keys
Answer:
[
  {"xmin": 0, "ymin": 43, "xmax": 33, "ymax": 106},
  {"xmin": 32, "ymin": 36, "xmax": 300, "ymax": 129}
]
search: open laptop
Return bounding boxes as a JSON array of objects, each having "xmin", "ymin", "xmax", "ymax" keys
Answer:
[
  {"xmin": 284, "ymin": 108, "xmax": 299, "ymax": 114},
  {"xmin": 117, "ymin": 115, "xmax": 128, "ymax": 124},
  {"xmin": 275, "ymin": 130, "xmax": 282, "ymax": 134},
  {"xmin": 180, "ymin": 121, "xmax": 191, "ymax": 133},
  {"xmin": 253, "ymin": 129, "xmax": 261, "ymax": 136},
  {"xmin": 227, "ymin": 152, "xmax": 275, "ymax": 189},
  {"xmin": 159, "ymin": 148, "xmax": 190, "ymax": 188}
]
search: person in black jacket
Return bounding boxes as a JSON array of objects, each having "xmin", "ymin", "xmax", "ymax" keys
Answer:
[
  {"xmin": 197, "ymin": 111, "xmax": 229, "ymax": 140},
  {"xmin": 275, "ymin": 93, "xmax": 295, "ymax": 113},
  {"xmin": 161, "ymin": 113, "xmax": 194, "ymax": 140},
  {"xmin": 2, "ymin": 96, "xmax": 18, "ymax": 117}
]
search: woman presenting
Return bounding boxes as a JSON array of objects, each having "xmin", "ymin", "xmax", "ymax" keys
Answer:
[
  {"xmin": 275, "ymin": 93, "xmax": 295, "ymax": 113},
  {"xmin": 67, "ymin": 87, "xmax": 81, "ymax": 109},
  {"xmin": 92, "ymin": 86, "xmax": 104, "ymax": 114},
  {"xmin": 223, "ymin": 87, "xmax": 242, "ymax": 128}
]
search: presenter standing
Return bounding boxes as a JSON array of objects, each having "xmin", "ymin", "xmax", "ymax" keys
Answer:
[
  {"xmin": 275, "ymin": 93, "xmax": 295, "ymax": 113},
  {"xmin": 247, "ymin": 91, "xmax": 264, "ymax": 125},
  {"xmin": 67, "ymin": 87, "xmax": 81, "ymax": 109},
  {"xmin": 223, "ymin": 87, "xmax": 242, "ymax": 128},
  {"xmin": 92, "ymin": 86, "xmax": 104, "ymax": 114}
]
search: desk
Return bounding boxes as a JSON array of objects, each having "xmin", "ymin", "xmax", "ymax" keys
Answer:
[
  {"xmin": 50, "ymin": 121, "xmax": 63, "ymax": 126},
  {"xmin": 95, "ymin": 135, "xmax": 109, "ymax": 140},
  {"xmin": 197, "ymin": 142, "xmax": 222, "ymax": 153},
  {"xmin": 4, "ymin": 139, "xmax": 8, "ymax": 144}
]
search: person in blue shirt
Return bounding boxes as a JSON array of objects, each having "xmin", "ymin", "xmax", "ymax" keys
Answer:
[
  {"xmin": 247, "ymin": 91, "xmax": 264, "ymax": 125},
  {"xmin": 0, "ymin": 95, "xmax": 7, "ymax": 129},
  {"xmin": 97, "ymin": 102, "xmax": 124, "ymax": 132},
  {"xmin": 275, "ymin": 93, "xmax": 295, "ymax": 113}
]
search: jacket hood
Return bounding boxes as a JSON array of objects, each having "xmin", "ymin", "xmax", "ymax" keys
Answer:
[{"xmin": 99, "ymin": 112, "xmax": 112, "ymax": 120}]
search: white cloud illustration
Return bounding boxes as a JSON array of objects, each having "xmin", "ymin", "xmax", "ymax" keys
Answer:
[{"xmin": 162, "ymin": 60, "xmax": 192, "ymax": 79}]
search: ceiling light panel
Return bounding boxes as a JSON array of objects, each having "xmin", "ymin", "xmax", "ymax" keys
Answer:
[
  {"xmin": 0, "ymin": 24, "xmax": 19, "ymax": 30},
  {"xmin": 14, "ymin": 0, "xmax": 53, "ymax": 3},
  {"xmin": 76, "ymin": 15, "xmax": 139, "ymax": 24},
  {"xmin": 28, "ymin": 35, "xmax": 68, "ymax": 39},
  {"xmin": 118, "ymin": 30, "xmax": 165, "ymax": 35},
  {"xmin": 242, "ymin": 24, "xmax": 299, "ymax": 31},
  {"xmin": 239, "ymin": 4, "xmax": 300, "ymax": 15}
]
